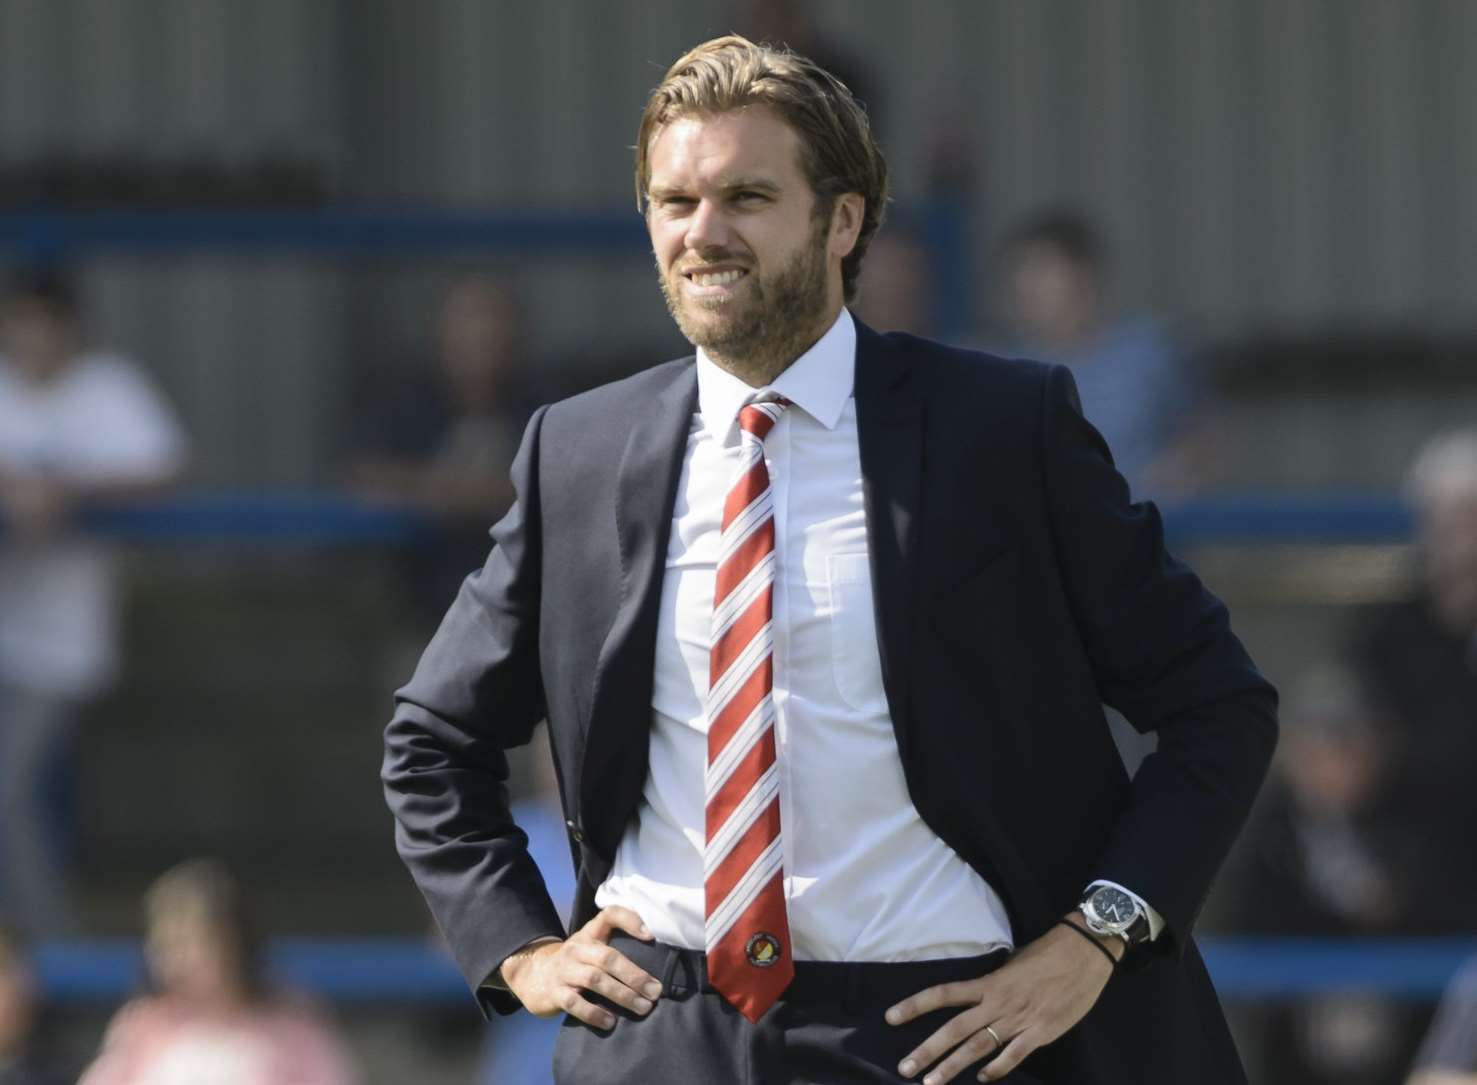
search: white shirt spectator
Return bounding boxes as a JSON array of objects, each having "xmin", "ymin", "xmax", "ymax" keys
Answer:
[{"xmin": 0, "ymin": 351, "xmax": 185, "ymax": 696}]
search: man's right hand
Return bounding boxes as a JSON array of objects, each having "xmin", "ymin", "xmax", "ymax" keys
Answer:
[{"xmin": 499, "ymin": 906, "xmax": 664, "ymax": 1030}]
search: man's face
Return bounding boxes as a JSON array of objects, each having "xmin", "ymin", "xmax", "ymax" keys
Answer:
[
  {"xmin": 436, "ymin": 279, "xmax": 517, "ymax": 397},
  {"xmin": 1007, "ymin": 241, "xmax": 1098, "ymax": 348},
  {"xmin": 645, "ymin": 106, "xmax": 843, "ymax": 365}
]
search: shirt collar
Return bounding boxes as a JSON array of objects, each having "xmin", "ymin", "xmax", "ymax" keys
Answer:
[{"xmin": 695, "ymin": 307, "xmax": 855, "ymax": 439}]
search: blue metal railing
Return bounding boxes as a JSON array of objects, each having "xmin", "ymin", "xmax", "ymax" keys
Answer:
[
  {"xmin": 0, "ymin": 208, "xmax": 648, "ymax": 258},
  {"xmin": 31, "ymin": 492, "xmax": 1407, "ymax": 546},
  {"xmin": 0, "ymin": 205, "xmax": 977, "ymax": 338},
  {"xmin": 72, "ymin": 494, "xmax": 432, "ymax": 544},
  {"xmin": 30, "ymin": 937, "xmax": 1477, "ymax": 1004}
]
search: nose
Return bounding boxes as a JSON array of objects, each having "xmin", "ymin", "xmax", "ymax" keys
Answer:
[{"xmin": 683, "ymin": 197, "xmax": 731, "ymax": 254}]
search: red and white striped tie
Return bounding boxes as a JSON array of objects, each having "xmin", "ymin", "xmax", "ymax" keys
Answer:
[{"xmin": 704, "ymin": 396, "xmax": 793, "ymax": 1023}]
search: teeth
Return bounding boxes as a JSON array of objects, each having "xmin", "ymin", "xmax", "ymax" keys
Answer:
[{"xmin": 693, "ymin": 270, "xmax": 743, "ymax": 287}]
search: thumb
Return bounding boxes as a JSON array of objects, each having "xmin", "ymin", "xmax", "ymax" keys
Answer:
[{"xmin": 587, "ymin": 906, "xmax": 654, "ymax": 942}]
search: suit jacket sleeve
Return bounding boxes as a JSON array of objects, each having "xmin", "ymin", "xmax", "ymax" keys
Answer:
[
  {"xmin": 1038, "ymin": 363, "xmax": 1278, "ymax": 954},
  {"xmin": 381, "ymin": 405, "xmax": 565, "ymax": 1016}
]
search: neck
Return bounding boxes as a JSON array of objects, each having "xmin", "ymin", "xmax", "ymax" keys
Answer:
[
  {"xmin": 13, "ymin": 356, "xmax": 70, "ymax": 386},
  {"xmin": 180, "ymin": 983, "xmax": 253, "ymax": 1013},
  {"xmin": 705, "ymin": 302, "xmax": 842, "ymax": 389},
  {"xmin": 1039, "ymin": 312, "xmax": 1099, "ymax": 354}
]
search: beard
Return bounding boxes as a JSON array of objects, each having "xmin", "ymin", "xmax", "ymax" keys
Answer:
[{"xmin": 658, "ymin": 214, "xmax": 832, "ymax": 383}]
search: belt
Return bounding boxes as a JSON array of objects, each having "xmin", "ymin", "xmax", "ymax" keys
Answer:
[{"xmin": 608, "ymin": 931, "xmax": 1011, "ymax": 1011}]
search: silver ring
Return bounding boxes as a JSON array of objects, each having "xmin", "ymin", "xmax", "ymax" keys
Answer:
[{"xmin": 985, "ymin": 1024, "xmax": 1005, "ymax": 1052}]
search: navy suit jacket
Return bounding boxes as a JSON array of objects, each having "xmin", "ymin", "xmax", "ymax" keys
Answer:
[{"xmin": 383, "ymin": 320, "xmax": 1278, "ymax": 1084}]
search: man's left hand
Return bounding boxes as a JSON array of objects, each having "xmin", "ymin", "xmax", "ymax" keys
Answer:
[{"xmin": 886, "ymin": 914, "xmax": 1121, "ymax": 1083}]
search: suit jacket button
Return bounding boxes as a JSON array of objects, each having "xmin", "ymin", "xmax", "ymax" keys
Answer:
[{"xmin": 566, "ymin": 820, "xmax": 585, "ymax": 844}]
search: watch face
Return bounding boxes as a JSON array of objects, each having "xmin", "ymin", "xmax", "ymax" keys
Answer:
[{"xmin": 1091, "ymin": 887, "xmax": 1136, "ymax": 927}]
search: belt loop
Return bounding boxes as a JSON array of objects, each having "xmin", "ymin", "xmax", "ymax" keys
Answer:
[
  {"xmin": 844, "ymin": 964, "xmax": 864, "ymax": 1015},
  {"xmin": 659, "ymin": 945, "xmax": 681, "ymax": 994}
]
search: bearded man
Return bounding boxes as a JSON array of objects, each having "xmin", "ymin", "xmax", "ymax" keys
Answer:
[{"xmin": 383, "ymin": 35, "xmax": 1277, "ymax": 1085}]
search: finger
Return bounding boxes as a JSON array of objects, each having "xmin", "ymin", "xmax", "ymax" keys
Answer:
[
  {"xmin": 557, "ymin": 987, "xmax": 617, "ymax": 1031},
  {"xmin": 897, "ymin": 1006, "xmax": 989, "ymax": 1081},
  {"xmin": 562, "ymin": 960, "xmax": 657, "ymax": 1015},
  {"xmin": 887, "ymin": 980, "xmax": 983, "ymax": 1026},
  {"xmin": 978, "ymin": 1030, "xmax": 1037, "ymax": 1082},
  {"xmin": 571, "ymin": 940, "xmax": 665, "ymax": 1002},
  {"xmin": 918, "ymin": 1024, "xmax": 1011, "ymax": 1085},
  {"xmin": 587, "ymin": 905, "xmax": 654, "ymax": 942}
]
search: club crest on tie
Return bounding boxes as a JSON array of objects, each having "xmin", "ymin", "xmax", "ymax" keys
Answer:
[{"xmin": 746, "ymin": 932, "xmax": 783, "ymax": 967}]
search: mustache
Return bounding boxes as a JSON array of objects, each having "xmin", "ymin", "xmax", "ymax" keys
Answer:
[{"xmin": 673, "ymin": 253, "xmax": 751, "ymax": 274}]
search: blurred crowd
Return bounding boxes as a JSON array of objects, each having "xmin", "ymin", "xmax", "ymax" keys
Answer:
[
  {"xmin": 4, "ymin": 209, "xmax": 1476, "ymax": 1080},
  {"xmin": 1, "ymin": 861, "xmax": 357, "ymax": 1085},
  {"xmin": 1222, "ymin": 427, "xmax": 1477, "ymax": 1085}
]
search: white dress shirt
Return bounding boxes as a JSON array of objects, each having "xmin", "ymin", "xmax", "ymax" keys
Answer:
[{"xmin": 595, "ymin": 309, "xmax": 1017, "ymax": 960}]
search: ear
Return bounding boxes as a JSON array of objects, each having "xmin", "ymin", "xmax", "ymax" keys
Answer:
[{"xmin": 828, "ymin": 193, "xmax": 866, "ymax": 260}]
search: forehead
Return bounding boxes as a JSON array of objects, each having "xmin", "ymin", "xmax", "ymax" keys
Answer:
[{"xmin": 647, "ymin": 106, "xmax": 807, "ymax": 189}]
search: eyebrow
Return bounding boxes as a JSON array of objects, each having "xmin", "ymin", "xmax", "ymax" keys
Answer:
[
  {"xmin": 648, "ymin": 177, "xmax": 783, "ymax": 202},
  {"xmin": 722, "ymin": 177, "xmax": 782, "ymax": 194}
]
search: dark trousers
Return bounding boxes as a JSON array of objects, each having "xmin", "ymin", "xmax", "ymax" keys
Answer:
[
  {"xmin": 0, "ymin": 685, "xmax": 80, "ymax": 938},
  {"xmin": 553, "ymin": 933, "xmax": 1049, "ymax": 1085}
]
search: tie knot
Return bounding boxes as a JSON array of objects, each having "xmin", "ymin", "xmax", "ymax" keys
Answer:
[{"xmin": 738, "ymin": 397, "xmax": 789, "ymax": 441}]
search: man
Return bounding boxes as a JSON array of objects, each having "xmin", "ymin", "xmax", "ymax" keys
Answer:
[
  {"xmin": 0, "ymin": 271, "xmax": 185, "ymax": 937},
  {"xmin": 349, "ymin": 275, "xmax": 531, "ymax": 633},
  {"xmin": 1227, "ymin": 668, "xmax": 1414, "ymax": 1085},
  {"xmin": 998, "ymin": 210, "xmax": 1207, "ymax": 500},
  {"xmin": 383, "ymin": 35, "xmax": 1277, "ymax": 1085},
  {"xmin": 1354, "ymin": 428, "xmax": 1477, "ymax": 933}
]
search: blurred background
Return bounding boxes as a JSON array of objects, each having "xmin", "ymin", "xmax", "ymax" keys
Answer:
[{"xmin": 1, "ymin": 0, "xmax": 1475, "ymax": 1082}]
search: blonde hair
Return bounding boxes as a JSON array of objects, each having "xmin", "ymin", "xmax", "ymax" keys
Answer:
[{"xmin": 634, "ymin": 34, "xmax": 889, "ymax": 303}]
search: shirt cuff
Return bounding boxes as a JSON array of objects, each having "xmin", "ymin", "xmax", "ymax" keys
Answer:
[
  {"xmin": 1086, "ymin": 880, "xmax": 1165, "ymax": 941},
  {"xmin": 480, "ymin": 936, "xmax": 563, "ymax": 991}
]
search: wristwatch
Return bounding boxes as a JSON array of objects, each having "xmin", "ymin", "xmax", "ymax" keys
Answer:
[{"xmin": 1078, "ymin": 885, "xmax": 1152, "ymax": 947}]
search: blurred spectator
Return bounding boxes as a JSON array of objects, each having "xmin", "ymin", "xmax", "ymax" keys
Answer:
[
  {"xmin": 1228, "ymin": 667, "xmax": 1420, "ymax": 1085},
  {"xmin": 995, "ymin": 209, "xmax": 1209, "ymax": 499},
  {"xmin": 1407, "ymin": 956, "xmax": 1477, "ymax": 1085},
  {"xmin": 476, "ymin": 731, "xmax": 573, "ymax": 1085},
  {"xmin": 855, "ymin": 226, "xmax": 933, "ymax": 337},
  {"xmin": 1230, "ymin": 667, "xmax": 1403, "ymax": 935},
  {"xmin": 77, "ymin": 859, "xmax": 357, "ymax": 1085},
  {"xmin": 0, "ymin": 923, "xmax": 61, "ymax": 1085},
  {"xmin": 0, "ymin": 270, "xmax": 185, "ymax": 937},
  {"xmin": 349, "ymin": 275, "xmax": 532, "ymax": 633},
  {"xmin": 1354, "ymin": 428, "xmax": 1477, "ymax": 933}
]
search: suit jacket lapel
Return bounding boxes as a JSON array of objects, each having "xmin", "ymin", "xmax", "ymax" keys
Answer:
[
  {"xmin": 580, "ymin": 360, "xmax": 698, "ymax": 858},
  {"xmin": 853, "ymin": 321, "xmax": 925, "ymax": 754}
]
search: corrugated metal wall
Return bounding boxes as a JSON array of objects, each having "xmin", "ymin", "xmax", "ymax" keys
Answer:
[{"xmin": 1, "ymin": 0, "xmax": 1470, "ymax": 483}]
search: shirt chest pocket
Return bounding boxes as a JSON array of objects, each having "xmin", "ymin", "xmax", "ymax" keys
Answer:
[{"xmin": 827, "ymin": 552, "xmax": 887, "ymax": 711}]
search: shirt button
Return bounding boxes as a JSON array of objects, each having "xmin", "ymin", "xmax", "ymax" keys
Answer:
[{"xmin": 566, "ymin": 820, "xmax": 585, "ymax": 844}]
